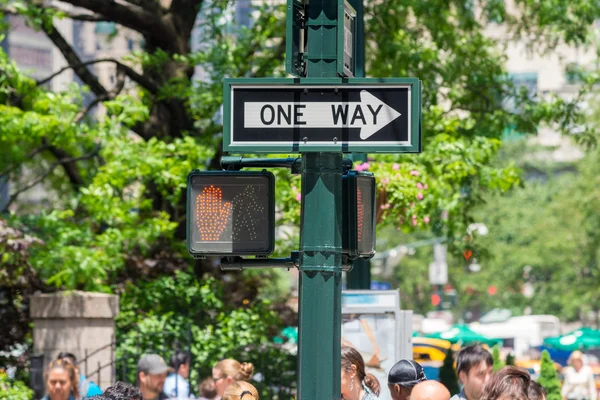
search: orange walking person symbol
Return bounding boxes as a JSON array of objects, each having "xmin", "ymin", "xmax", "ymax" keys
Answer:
[{"xmin": 196, "ymin": 185, "xmax": 232, "ymax": 241}]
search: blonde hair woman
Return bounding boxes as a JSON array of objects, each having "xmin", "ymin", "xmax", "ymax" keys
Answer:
[
  {"xmin": 42, "ymin": 359, "xmax": 80, "ymax": 400},
  {"xmin": 561, "ymin": 351, "xmax": 597, "ymax": 400},
  {"xmin": 212, "ymin": 359, "xmax": 254, "ymax": 398},
  {"xmin": 222, "ymin": 381, "xmax": 259, "ymax": 400}
]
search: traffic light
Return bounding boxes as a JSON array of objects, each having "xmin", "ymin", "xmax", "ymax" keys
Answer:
[
  {"xmin": 343, "ymin": 171, "xmax": 376, "ymax": 260},
  {"xmin": 186, "ymin": 170, "xmax": 275, "ymax": 257}
]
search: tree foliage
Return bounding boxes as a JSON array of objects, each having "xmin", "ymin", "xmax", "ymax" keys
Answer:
[
  {"xmin": 0, "ymin": 218, "xmax": 45, "ymax": 362},
  {"xmin": 460, "ymin": 139, "xmax": 600, "ymax": 320},
  {"xmin": 537, "ymin": 350, "xmax": 562, "ymax": 400},
  {"xmin": 0, "ymin": 373, "xmax": 33, "ymax": 400},
  {"xmin": 1, "ymin": 0, "xmax": 600, "ymax": 386},
  {"xmin": 114, "ymin": 269, "xmax": 296, "ymax": 397},
  {"xmin": 505, "ymin": 353, "xmax": 515, "ymax": 366},
  {"xmin": 439, "ymin": 347, "xmax": 460, "ymax": 395},
  {"xmin": 492, "ymin": 344, "xmax": 504, "ymax": 371}
]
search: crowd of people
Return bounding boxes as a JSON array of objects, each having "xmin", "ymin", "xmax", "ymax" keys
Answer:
[{"xmin": 40, "ymin": 343, "xmax": 595, "ymax": 400}]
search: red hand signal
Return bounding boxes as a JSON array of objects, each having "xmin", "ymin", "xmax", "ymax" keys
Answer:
[{"xmin": 196, "ymin": 186, "xmax": 232, "ymax": 241}]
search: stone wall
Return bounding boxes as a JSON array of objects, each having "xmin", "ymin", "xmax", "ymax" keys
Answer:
[{"xmin": 31, "ymin": 291, "xmax": 119, "ymax": 391}]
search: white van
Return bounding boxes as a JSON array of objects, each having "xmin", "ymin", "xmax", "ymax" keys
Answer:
[{"xmin": 469, "ymin": 315, "xmax": 560, "ymax": 358}]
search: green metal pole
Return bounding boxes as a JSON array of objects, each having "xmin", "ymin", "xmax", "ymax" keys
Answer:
[
  {"xmin": 345, "ymin": 0, "xmax": 371, "ymax": 290},
  {"xmin": 297, "ymin": 1, "xmax": 342, "ymax": 399}
]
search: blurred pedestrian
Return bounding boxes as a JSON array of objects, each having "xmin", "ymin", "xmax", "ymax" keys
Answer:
[
  {"xmin": 137, "ymin": 354, "xmax": 171, "ymax": 400},
  {"xmin": 58, "ymin": 352, "xmax": 103, "ymax": 398},
  {"xmin": 480, "ymin": 366, "xmax": 530, "ymax": 400},
  {"xmin": 163, "ymin": 351, "xmax": 192, "ymax": 399},
  {"xmin": 561, "ymin": 351, "xmax": 597, "ymax": 400},
  {"xmin": 528, "ymin": 381, "xmax": 547, "ymax": 400},
  {"xmin": 197, "ymin": 377, "xmax": 217, "ymax": 400},
  {"xmin": 43, "ymin": 359, "xmax": 80, "ymax": 400},
  {"xmin": 222, "ymin": 381, "xmax": 259, "ymax": 400},
  {"xmin": 411, "ymin": 381, "xmax": 451, "ymax": 400},
  {"xmin": 212, "ymin": 359, "xmax": 254, "ymax": 398},
  {"xmin": 341, "ymin": 345, "xmax": 380, "ymax": 400},
  {"xmin": 451, "ymin": 344, "xmax": 494, "ymax": 400},
  {"xmin": 387, "ymin": 359, "xmax": 427, "ymax": 400}
]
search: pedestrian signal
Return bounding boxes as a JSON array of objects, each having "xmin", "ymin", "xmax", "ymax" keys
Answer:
[
  {"xmin": 343, "ymin": 171, "xmax": 376, "ymax": 260},
  {"xmin": 186, "ymin": 171, "xmax": 275, "ymax": 256}
]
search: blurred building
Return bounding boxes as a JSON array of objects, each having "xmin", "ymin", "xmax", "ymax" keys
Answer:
[{"xmin": 484, "ymin": 1, "xmax": 591, "ymax": 162}]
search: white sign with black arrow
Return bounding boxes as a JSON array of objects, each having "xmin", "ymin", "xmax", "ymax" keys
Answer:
[
  {"xmin": 223, "ymin": 78, "xmax": 422, "ymax": 154},
  {"xmin": 244, "ymin": 90, "xmax": 401, "ymax": 140}
]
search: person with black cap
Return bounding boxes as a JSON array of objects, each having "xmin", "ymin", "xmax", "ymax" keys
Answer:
[
  {"xmin": 137, "ymin": 354, "xmax": 172, "ymax": 400},
  {"xmin": 387, "ymin": 359, "xmax": 427, "ymax": 400}
]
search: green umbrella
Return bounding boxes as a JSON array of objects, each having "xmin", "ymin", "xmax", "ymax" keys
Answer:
[
  {"xmin": 543, "ymin": 327, "xmax": 600, "ymax": 351},
  {"xmin": 425, "ymin": 324, "xmax": 503, "ymax": 347}
]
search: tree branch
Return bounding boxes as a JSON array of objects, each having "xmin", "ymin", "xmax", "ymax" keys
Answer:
[
  {"xmin": 59, "ymin": 0, "xmax": 177, "ymax": 47},
  {"xmin": 74, "ymin": 96, "xmax": 107, "ymax": 123},
  {"xmin": 47, "ymin": 144, "xmax": 101, "ymax": 189},
  {"xmin": 37, "ymin": 58, "xmax": 159, "ymax": 93},
  {"xmin": 42, "ymin": 23, "xmax": 109, "ymax": 97},
  {"xmin": 123, "ymin": 0, "xmax": 166, "ymax": 13},
  {"xmin": 0, "ymin": 145, "xmax": 51, "ymax": 178},
  {"xmin": 6, "ymin": 144, "xmax": 100, "ymax": 208},
  {"xmin": 58, "ymin": 11, "xmax": 109, "ymax": 22},
  {"xmin": 169, "ymin": 0, "xmax": 203, "ymax": 35}
]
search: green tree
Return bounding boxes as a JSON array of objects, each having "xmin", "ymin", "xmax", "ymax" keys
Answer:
[
  {"xmin": 439, "ymin": 347, "xmax": 460, "ymax": 395},
  {"xmin": 0, "ymin": 0, "xmax": 595, "ymax": 292},
  {"xmin": 537, "ymin": 350, "xmax": 562, "ymax": 400},
  {"xmin": 0, "ymin": 373, "xmax": 33, "ymax": 400},
  {"xmin": 462, "ymin": 139, "xmax": 600, "ymax": 320},
  {"xmin": 505, "ymin": 353, "xmax": 515, "ymax": 366},
  {"xmin": 492, "ymin": 344, "xmax": 505, "ymax": 371},
  {"xmin": 1, "ymin": 0, "xmax": 600, "ymax": 386}
]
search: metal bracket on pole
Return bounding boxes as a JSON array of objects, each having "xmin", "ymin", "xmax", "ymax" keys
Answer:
[
  {"xmin": 220, "ymin": 252, "xmax": 354, "ymax": 271},
  {"xmin": 220, "ymin": 156, "xmax": 354, "ymax": 174},
  {"xmin": 220, "ymin": 256, "xmax": 299, "ymax": 271}
]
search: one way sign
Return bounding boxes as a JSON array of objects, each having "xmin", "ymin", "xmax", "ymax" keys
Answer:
[{"xmin": 223, "ymin": 78, "xmax": 421, "ymax": 153}]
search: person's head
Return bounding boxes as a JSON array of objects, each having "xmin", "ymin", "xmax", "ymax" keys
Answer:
[
  {"xmin": 387, "ymin": 359, "xmax": 427, "ymax": 400},
  {"xmin": 481, "ymin": 366, "xmax": 530, "ymax": 400},
  {"xmin": 222, "ymin": 381, "xmax": 259, "ymax": 400},
  {"xmin": 528, "ymin": 380, "xmax": 547, "ymax": 400},
  {"xmin": 45, "ymin": 359, "xmax": 80, "ymax": 400},
  {"xmin": 199, "ymin": 376, "xmax": 217, "ymax": 399},
  {"xmin": 456, "ymin": 344, "xmax": 494, "ymax": 400},
  {"xmin": 213, "ymin": 359, "xmax": 254, "ymax": 397},
  {"xmin": 169, "ymin": 351, "xmax": 191, "ymax": 379},
  {"xmin": 102, "ymin": 381, "xmax": 143, "ymax": 400},
  {"xmin": 137, "ymin": 354, "xmax": 170, "ymax": 396},
  {"xmin": 411, "ymin": 380, "xmax": 451, "ymax": 400},
  {"xmin": 568, "ymin": 350, "xmax": 584, "ymax": 371},
  {"xmin": 341, "ymin": 346, "xmax": 381, "ymax": 398},
  {"xmin": 57, "ymin": 352, "xmax": 80, "ymax": 374}
]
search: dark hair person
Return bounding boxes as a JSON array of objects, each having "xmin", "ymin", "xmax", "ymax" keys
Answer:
[
  {"xmin": 43, "ymin": 359, "xmax": 80, "ymax": 400},
  {"xmin": 341, "ymin": 346, "xmax": 381, "ymax": 400},
  {"xmin": 453, "ymin": 344, "xmax": 494, "ymax": 400},
  {"xmin": 87, "ymin": 382, "xmax": 142, "ymax": 400},
  {"xmin": 528, "ymin": 381, "xmax": 547, "ymax": 400},
  {"xmin": 164, "ymin": 351, "xmax": 192, "ymax": 399},
  {"xmin": 481, "ymin": 366, "xmax": 531, "ymax": 400}
]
